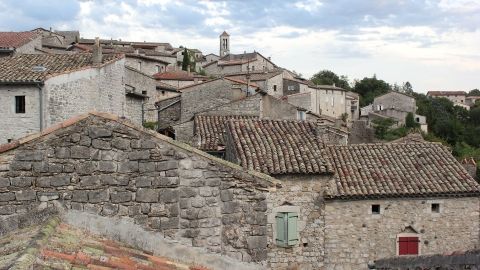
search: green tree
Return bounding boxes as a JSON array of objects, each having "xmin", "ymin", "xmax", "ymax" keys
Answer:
[
  {"xmin": 310, "ymin": 70, "xmax": 350, "ymax": 90},
  {"xmin": 181, "ymin": 48, "xmax": 190, "ymax": 71},
  {"xmin": 353, "ymin": 76, "xmax": 391, "ymax": 106},
  {"xmin": 402, "ymin": 81, "xmax": 413, "ymax": 95},
  {"xmin": 468, "ymin": 89, "xmax": 480, "ymax": 96},
  {"xmin": 471, "ymin": 107, "xmax": 480, "ymax": 125},
  {"xmin": 372, "ymin": 118, "xmax": 395, "ymax": 139},
  {"xmin": 405, "ymin": 112, "xmax": 420, "ymax": 128}
]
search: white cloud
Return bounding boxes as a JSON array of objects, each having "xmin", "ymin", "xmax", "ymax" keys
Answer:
[{"xmin": 294, "ymin": 0, "xmax": 323, "ymax": 13}]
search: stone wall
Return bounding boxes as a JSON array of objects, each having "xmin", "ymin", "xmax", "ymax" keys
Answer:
[
  {"xmin": 44, "ymin": 58, "xmax": 125, "ymax": 126},
  {"xmin": 125, "ymin": 67, "xmax": 157, "ymax": 122},
  {"xmin": 262, "ymin": 94, "xmax": 299, "ymax": 120},
  {"xmin": 15, "ymin": 36, "xmax": 42, "ymax": 54},
  {"xmin": 125, "ymin": 56, "xmax": 167, "ymax": 76},
  {"xmin": 0, "ymin": 85, "xmax": 41, "ymax": 144},
  {"xmin": 323, "ymin": 197, "xmax": 480, "ymax": 270},
  {"xmin": 265, "ymin": 74, "xmax": 284, "ymax": 97},
  {"xmin": 157, "ymin": 96, "xmax": 182, "ymax": 130},
  {"xmin": 285, "ymin": 92, "xmax": 312, "ymax": 111},
  {"xmin": 373, "ymin": 92, "xmax": 415, "ymax": 113},
  {"xmin": 311, "ymin": 88, "xmax": 346, "ymax": 118},
  {"xmin": 125, "ymin": 96, "xmax": 143, "ymax": 124},
  {"xmin": 199, "ymin": 94, "xmax": 261, "ymax": 117},
  {"xmin": 266, "ymin": 175, "xmax": 333, "ymax": 270},
  {"xmin": 0, "ymin": 115, "xmax": 274, "ymax": 263}
]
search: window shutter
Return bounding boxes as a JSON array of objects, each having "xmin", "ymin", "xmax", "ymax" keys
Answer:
[
  {"xmin": 407, "ymin": 237, "xmax": 419, "ymax": 255},
  {"xmin": 287, "ymin": 213, "xmax": 298, "ymax": 246},
  {"xmin": 398, "ymin": 237, "xmax": 409, "ymax": 255},
  {"xmin": 275, "ymin": 213, "xmax": 287, "ymax": 246}
]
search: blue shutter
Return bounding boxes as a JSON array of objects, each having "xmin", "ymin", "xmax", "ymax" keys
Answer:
[
  {"xmin": 276, "ymin": 212, "xmax": 287, "ymax": 246},
  {"xmin": 287, "ymin": 212, "xmax": 298, "ymax": 246}
]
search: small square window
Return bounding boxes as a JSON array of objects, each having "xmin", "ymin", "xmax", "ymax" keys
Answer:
[
  {"xmin": 431, "ymin": 203, "xmax": 440, "ymax": 213},
  {"xmin": 141, "ymin": 91, "xmax": 147, "ymax": 95},
  {"xmin": 15, "ymin": 96, "xmax": 26, "ymax": 114},
  {"xmin": 371, "ymin": 204, "xmax": 380, "ymax": 214},
  {"xmin": 7, "ymin": 139, "xmax": 12, "ymax": 143}
]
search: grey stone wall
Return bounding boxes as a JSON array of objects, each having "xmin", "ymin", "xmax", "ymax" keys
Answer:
[
  {"xmin": 373, "ymin": 92, "xmax": 415, "ymax": 114},
  {"xmin": 125, "ymin": 96, "xmax": 143, "ymax": 124},
  {"xmin": 285, "ymin": 93, "xmax": 312, "ymax": 111},
  {"xmin": 157, "ymin": 96, "xmax": 181, "ymax": 130},
  {"xmin": 323, "ymin": 197, "xmax": 480, "ymax": 270},
  {"xmin": 0, "ymin": 115, "xmax": 272, "ymax": 263},
  {"xmin": 125, "ymin": 67, "xmax": 157, "ymax": 122},
  {"xmin": 125, "ymin": 56, "xmax": 167, "ymax": 76},
  {"xmin": 261, "ymin": 94, "xmax": 299, "ymax": 120},
  {"xmin": 0, "ymin": 85, "xmax": 41, "ymax": 144},
  {"xmin": 44, "ymin": 58, "xmax": 125, "ymax": 127},
  {"xmin": 283, "ymin": 79, "xmax": 300, "ymax": 95},
  {"xmin": 199, "ymin": 94, "xmax": 261, "ymax": 117},
  {"xmin": 15, "ymin": 36, "xmax": 42, "ymax": 54}
]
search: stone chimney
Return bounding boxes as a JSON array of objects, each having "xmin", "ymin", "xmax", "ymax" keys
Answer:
[
  {"xmin": 92, "ymin": 37, "xmax": 103, "ymax": 64},
  {"xmin": 461, "ymin": 158, "xmax": 477, "ymax": 178}
]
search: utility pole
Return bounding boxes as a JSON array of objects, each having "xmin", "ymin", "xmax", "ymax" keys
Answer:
[{"xmin": 245, "ymin": 51, "xmax": 251, "ymax": 95}]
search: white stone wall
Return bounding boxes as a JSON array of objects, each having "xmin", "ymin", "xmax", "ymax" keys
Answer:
[
  {"xmin": 0, "ymin": 85, "xmax": 41, "ymax": 143},
  {"xmin": 125, "ymin": 68, "xmax": 157, "ymax": 122},
  {"xmin": 324, "ymin": 197, "xmax": 480, "ymax": 270},
  {"xmin": 44, "ymin": 58, "xmax": 125, "ymax": 126},
  {"xmin": 159, "ymin": 79, "xmax": 196, "ymax": 89},
  {"xmin": 14, "ymin": 36, "xmax": 42, "ymax": 54},
  {"xmin": 264, "ymin": 74, "xmax": 284, "ymax": 97},
  {"xmin": 125, "ymin": 57, "xmax": 167, "ymax": 76},
  {"xmin": 311, "ymin": 88, "xmax": 346, "ymax": 118},
  {"xmin": 125, "ymin": 96, "xmax": 143, "ymax": 124},
  {"xmin": 373, "ymin": 92, "xmax": 416, "ymax": 113}
]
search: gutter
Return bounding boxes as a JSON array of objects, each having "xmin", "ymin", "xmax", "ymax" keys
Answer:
[{"xmin": 34, "ymin": 83, "xmax": 44, "ymax": 131}]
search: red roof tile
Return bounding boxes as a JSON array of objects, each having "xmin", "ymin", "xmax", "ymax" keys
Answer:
[{"xmin": 0, "ymin": 31, "xmax": 39, "ymax": 49}]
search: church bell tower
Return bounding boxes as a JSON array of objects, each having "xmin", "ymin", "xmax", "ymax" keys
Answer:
[{"xmin": 219, "ymin": 31, "xmax": 230, "ymax": 57}]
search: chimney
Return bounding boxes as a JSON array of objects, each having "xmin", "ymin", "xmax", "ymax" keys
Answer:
[
  {"xmin": 92, "ymin": 37, "xmax": 103, "ymax": 64},
  {"xmin": 461, "ymin": 158, "xmax": 477, "ymax": 178}
]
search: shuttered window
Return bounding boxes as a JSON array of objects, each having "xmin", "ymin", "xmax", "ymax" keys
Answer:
[
  {"xmin": 275, "ymin": 212, "xmax": 298, "ymax": 247},
  {"xmin": 398, "ymin": 237, "xmax": 419, "ymax": 255}
]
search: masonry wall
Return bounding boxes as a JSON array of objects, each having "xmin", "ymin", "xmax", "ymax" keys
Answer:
[
  {"xmin": 15, "ymin": 37, "xmax": 42, "ymax": 54},
  {"xmin": 262, "ymin": 94, "xmax": 299, "ymax": 120},
  {"xmin": 285, "ymin": 93, "xmax": 312, "ymax": 111},
  {"xmin": 125, "ymin": 96, "xmax": 143, "ymax": 124},
  {"xmin": 44, "ymin": 59, "xmax": 125, "ymax": 126},
  {"xmin": 125, "ymin": 57, "xmax": 167, "ymax": 76},
  {"xmin": 125, "ymin": 67, "xmax": 157, "ymax": 122},
  {"xmin": 266, "ymin": 175, "xmax": 333, "ymax": 270},
  {"xmin": 159, "ymin": 79, "xmax": 196, "ymax": 89},
  {"xmin": 0, "ymin": 85, "xmax": 41, "ymax": 144},
  {"xmin": 311, "ymin": 88, "xmax": 346, "ymax": 118},
  {"xmin": 0, "ymin": 115, "xmax": 272, "ymax": 263},
  {"xmin": 323, "ymin": 197, "xmax": 480, "ymax": 270},
  {"xmin": 199, "ymin": 94, "xmax": 261, "ymax": 117},
  {"xmin": 157, "ymin": 96, "xmax": 182, "ymax": 130},
  {"xmin": 265, "ymin": 74, "xmax": 284, "ymax": 97},
  {"xmin": 180, "ymin": 79, "xmax": 247, "ymax": 123},
  {"xmin": 373, "ymin": 92, "xmax": 416, "ymax": 113}
]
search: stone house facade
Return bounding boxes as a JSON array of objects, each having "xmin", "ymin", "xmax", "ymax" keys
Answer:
[
  {"xmin": 310, "ymin": 85, "xmax": 347, "ymax": 119},
  {"xmin": 0, "ymin": 31, "xmax": 42, "ymax": 57},
  {"xmin": 226, "ymin": 69, "xmax": 294, "ymax": 97},
  {"xmin": 124, "ymin": 66, "xmax": 159, "ymax": 123},
  {"xmin": 0, "ymin": 113, "xmax": 478, "ymax": 270},
  {"xmin": 125, "ymin": 54, "xmax": 170, "ymax": 76},
  {"xmin": 203, "ymin": 52, "xmax": 277, "ymax": 76},
  {"xmin": 153, "ymin": 70, "xmax": 208, "ymax": 88},
  {"xmin": 0, "ymin": 53, "xmax": 125, "ymax": 144},
  {"xmin": 427, "ymin": 91, "xmax": 468, "ymax": 107}
]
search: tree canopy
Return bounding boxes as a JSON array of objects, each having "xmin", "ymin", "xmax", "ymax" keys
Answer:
[
  {"xmin": 181, "ymin": 48, "xmax": 190, "ymax": 71},
  {"xmin": 353, "ymin": 75, "xmax": 391, "ymax": 106},
  {"xmin": 310, "ymin": 70, "xmax": 350, "ymax": 90}
]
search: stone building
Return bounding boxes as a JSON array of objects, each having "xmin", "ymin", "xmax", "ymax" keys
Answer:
[
  {"xmin": 226, "ymin": 69, "xmax": 294, "ymax": 97},
  {"xmin": 0, "ymin": 31, "xmax": 42, "ymax": 57},
  {"xmin": 0, "ymin": 112, "xmax": 478, "ymax": 270},
  {"xmin": 203, "ymin": 52, "xmax": 277, "ymax": 76},
  {"xmin": 219, "ymin": 31, "xmax": 230, "ymax": 57},
  {"xmin": 0, "ymin": 52, "xmax": 125, "ymax": 144},
  {"xmin": 153, "ymin": 70, "xmax": 208, "ymax": 88},
  {"xmin": 125, "ymin": 53, "xmax": 171, "ymax": 76},
  {"xmin": 427, "ymin": 90, "xmax": 468, "ymax": 108}
]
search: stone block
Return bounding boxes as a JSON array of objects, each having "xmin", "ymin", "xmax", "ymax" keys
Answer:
[
  {"xmin": 15, "ymin": 190, "xmax": 36, "ymax": 201},
  {"xmin": 140, "ymin": 139, "xmax": 156, "ymax": 149},
  {"xmin": 161, "ymin": 217, "xmax": 179, "ymax": 229},
  {"xmin": 100, "ymin": 150, "xmax": 116, "ymax": 161},
  {"xmin": 50, "ymin": 175, "xmax": 71, "ymax": 187},
  {"xmin": 88, "ymin": 190, "xmax": 109, "ymax": 203},
  {"xmin": 112, "ymin": 137, "xmax": 131, "ymax": 150},
  {"xmin": 72, "ymin": 190, "xmax": 88, "ymax": 202},
  {"xmin": 48, "ymin": 163, "xmax": 63, "ymax": 173},
  {"xmin": 33, "ymin": 162, "xmax": 49, "ymax": 172},
  {"xmin": 79, "ymin": 136, "xmax": 91, "ymax": 146},
  {"xmin": 98, "ymin": 161, "xmax": 117, "ymax": 172},
  {"xmin": 222, "ymin": 201, "xmax": 240, "ymax": 214},
  {"xmin": 128, "ymin": 205, "xmax": 141, "ymax": 216},
  {"xmin": 89, "ymin": 126, "xmax": 113, "ymax": 138},
  {"xmin": 11, "ymin": 177, "xmax": 34, "ymax": 187},
  {"xmin": 101, "ymin": 203, "xmax": 119, "ymax": 216},
  {"xmin": 139, "ymin": 162, "xmax": 156, "ymax": 173},
  {"xmin": 10, "ymin": 161, "xmax": 32, "ymax": 171},
  {"xmin": 92, "ymin": 139, "xmax": 111, "ymax": 150},
  {"xmin": 84, "ymin": 203, "xmax": 102, "ymax": 214},
  {"xmin": 156, "ymin": 161, "xmax": 178, "ymax": 171},
  {"xmin": 63, "ymin": 164, "xmax": 75, "ymax": 173},
  {"xmin": 55, "ymin": 147, "xmax": 70, "ymax": 159},
  {"xmin": 0, "ymin": 177, "xmax": 9, "ymax": 188},
  {"xmin": 179, "ymin": 187, "xmax": 197, "ymax": 198},
  {"xmin": 141, "ymin": 203, "xmax": 151, "ymax": 214},
  {"xmin": 149, "ymin": 217, "xmax": 161, "ymax": 229},
  {"xmin": 206, "ymin": 178, "xmax": 221, "ymax": 187},
  {"xmin": 135, "ymin": 176, "xmax": 152, "ymax": 187},
  {"xmin": 80, "ymin": 175, "xmax": 101, "ymax": 186},
  {"xmin": 136, "ymin": 188, "xmax": 159, "ymax": 202},
  {"xmin": 75, "ymin": 162, "xmax": 97, "ymax": 175},
  {"xmin": 15, "ymin": 150, "xmax": 43, "ymax": 161},
  {"xmin": 118, "ymin": 161, "xmax": 138, "ymax": 173},
  {"xmin": 180, "ymin": 169, "xmax": 203, "ymax": 179},
  {"xmin": 159, "ymin": 189, "xmax": 178, "ymax": 203},
  {"xmin": 101, "ymin": 175, "xmax": 129, "ymax": 186},
  {"xmin": 71, "ymin": 146, "xmax": 91, "ymax": 159},
  {"xmin": 0, "ymin": 205, "xmax": 15, "ymax": 215},
  {"xmin": 152, "ymin": 177, "xmax": 179, "ymax": 188},
  {"xmin": 247, "ymin": 236, "xmax": 267, "ymax": 250},
  {"xmin": 246, "ymin": 212, "xmax": 267, "ymax": 225},
  {"xmin": 179, "ymin": 159, "xmax": 193, "ymax": 170},
  {"xmin": 220, "ymin": 190, "xmax": 233, "ymax": 202},
  {"xmin": 129, "ymin": 150, "xmax": 150, "ymax": 160},
  {"xmin": 111, "ymin": 192, "xmax": 132, "ymax": 203},
  {"xmin": 0, "ymin": 192, "xmax": 15, "ymax": 202},
  {"xmin": 149, "ymin": 203, "xmax": 166, "ymax": 216},
  {"xmin": 191, "ymin": 197, "xmax": 205, "ymax": 208},
  {"xmin": 199, "ymin": 187, "xmax": 213, "ymax": 197}
]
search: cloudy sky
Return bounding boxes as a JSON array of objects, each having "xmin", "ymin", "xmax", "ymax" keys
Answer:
[{"xmin": 1, "ymin": 0, "xmax": 479, "ymax": 92}]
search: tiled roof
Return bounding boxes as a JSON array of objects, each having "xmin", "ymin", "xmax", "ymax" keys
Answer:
[
  {"xmin": 0, "ymin": 31, "xmax": 39, "ymax": 49},
  {"xmin": 325, "ymin": 143, "xmax": 480, "ymax": 199},
  {"xmin": 390, "ymin": 132, "xmax": 425, "ymax": 143},
  {"xmin": 177, "ymin": 77, "xmax": 258, "ymax": 92},
  {"xmin": 0, "ymin": 53, "xmax": 121, "ymax": 83},
  {"xmin": 153, "ymin": 70, "xmax": 207, "ymax": 81},
  {"xmin": 427, "ymin": 91, "xmax": 467, "ymax": 96},
  {"xmin": 225, "ymin": 119, "xmax": 334, "ymax": 175},
  {"xmin": 0, "ymin": 217, "xmax": 209, "ymax": 270},
  {"xmin": 310, "ymin": 84, "xmax": 347, "ymax": 91},
  {"xmin": 194, "ymin": 115, "xmax": 258, "ymax": 151},
  {"xmin": 226, "ymin": 70, "xmax": 283, "ymax": 81}
]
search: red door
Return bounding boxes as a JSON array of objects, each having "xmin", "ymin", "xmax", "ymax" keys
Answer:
[{"xmin": 398, "ymin": 237, "xmax": 419, "ymax": 255}]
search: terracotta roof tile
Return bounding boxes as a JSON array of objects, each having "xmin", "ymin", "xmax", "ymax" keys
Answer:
[
  {"xmin": 153, "ymin": 70, "xmax": 207, "ymax": 81},
  {"xmin": 225, "ymin": 118, "xmax": 334, "ymax": 175},
  {"xmin": 0, "ymin": 53, "xmax": 121, "ymax": 83},
  {"xmin": 325, "ymin": 143, "xmax": 480, "ymax": 199},
  {"xmin": 194, "ymin": 115, "xmax": 258, "ymax": 151},
  {"xmin": 0, "ymin": 31, "xmax": 39, "ymax": 49}
]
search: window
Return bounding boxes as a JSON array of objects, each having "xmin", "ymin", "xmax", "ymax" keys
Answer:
[
  {"xmin": 252, "ymin": 66, "xmax": 255, "ymax": 71},
  {"xmin": 137, "ymin": 61, "xmax": 142, "ymax": 70},
  {"xmin": 371, "ymin": 204, "xmax": 380, "ymax": 214},
  {"xmin": 273, "ymin": 85, "xmax": 277, "ymax": 92},
  {"xmin": 431, "ymin": 203, "xmax": 440, "ymax": 213},
  {"xmin": 297, "ymin": 111, "xmax": 306, "ymax": 121},
  {"xmin": 15, "ymin": 96, "xmax": 25, "ymax": 113},
  {"xmin": 276, "ymin": 212, "xmax": 298, "ymax": 247},
  {"xmin": 415, "ymin": 117, "xmax": 420, "ymax": 123},
  {"xmin": 398, "ymin": 237, "xmax": 419, "ymax": 255},
  {"xmin": 7, "ymin": 139, "xmax": 12, "ymax": 143},
  {"xmin": 141, "ymin": 91, "xmax": 147, "ymax": 95},
  {"xmin": 161, "ymin": 90, "xmax": 166, "ymax": 95},
  {"xmin": 288, "ymin": 85, "xmax": 295, "ymax": 91},
  {"xmin": 156, "ymin": 65, "xmax": 161, "ymax": 73}
]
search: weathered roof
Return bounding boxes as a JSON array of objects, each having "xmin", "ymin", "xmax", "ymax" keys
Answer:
[
  {"xmin": 225, "ymin": 118, "xmax": 334, "ymax": 175},
  {"xmin": 390, "ymin": 132, "xmax": 425, "ymax": 143},
  {"xmin": 153, "ymin": 70, "xmax": 208, "ymax": 81},
  {"xmin": 0, "ymin": 31, "xmax": 39, "ymax": 49},
  {"xmin": 0, "ymin": 216, "xmax": 209, "ymax": 270},
  {"xmin": 325, "ymin": 143, "xmax": 480, "ymax": 199},
  {"xmin": 427, "ymin": 91, "xmax": 467, "ymax": 96},
  {"xmin": 310, "ymin": 84, "xmax": 347, "ymax": 91},
  {"xmin": 177, "ymin": 77, "xmax": 258, "ymax": 92},
  {"xmin": 226, "ymin": 69, "xmax": 283, "ymax": 81},
  {"xmin": 0, "ymin": 53, "xmax": 122, "ymax": 83},
  {"xmin": 125, "ymin": 53, "xmax": 171, "ymax": 64},
  {"xmin": 220, "ymin": 31, "xmax": 229, "ymax": 36},
  {"xmin": 194, "ymin": 115, "xmax": 258, "ymax": 151}
]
